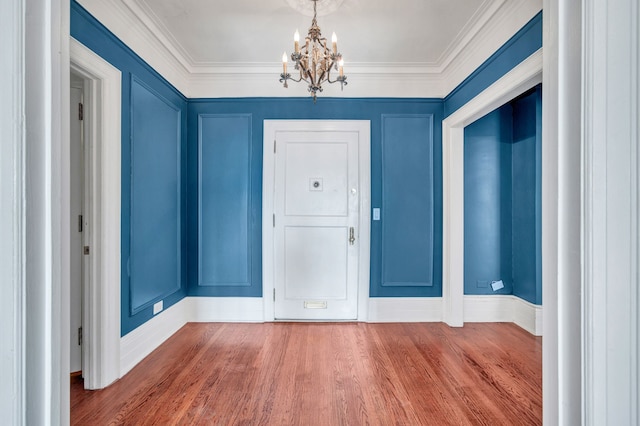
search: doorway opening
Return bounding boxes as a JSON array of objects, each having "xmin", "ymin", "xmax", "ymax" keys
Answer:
[{"xmin": 69, "ymin": 38, "xmax": 122, "ymax": 389}]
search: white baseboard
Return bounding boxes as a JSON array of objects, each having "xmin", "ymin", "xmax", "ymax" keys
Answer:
[
  {"xmin": 464, "ymin": 295, "xmax": 542, "ymax": 336},
  {"xmin": 119, "ymin": 295, "xmax": 541, "ymax": 377},
  {"xmin": 186, "ymin": 297, "xmax": 264, "ymax": 322},
  {"xmin": 367, "ymin": 297, "xmax": 443, "ymax": 322},
  {"xmin": 119, "ymin": 299, "xmax": 189, "ymax": 377}
]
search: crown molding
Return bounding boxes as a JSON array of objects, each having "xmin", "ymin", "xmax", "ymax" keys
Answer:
[
  {"xmin": 187, "ymin": 70, "xmax": 446, "ymax": 99},
  {"xmin": 441, "ymin": 0, "xmax": 542, "ymax": 94},
  {"xmin": 77, "ymin": 0, "xmax": 541, "ymax": 98},
  {"xmin": 77, "ymin": 0, "xmax": 192, "ymax": 94}
]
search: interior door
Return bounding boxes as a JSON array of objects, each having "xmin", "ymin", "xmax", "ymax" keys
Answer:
[
  {"xmin": 274, "ymin": 129, "xmax": 360, "ymax": 320},
  {"xmin": 70, "ymin": 82, "xmax": 84, "ymax": 373}
]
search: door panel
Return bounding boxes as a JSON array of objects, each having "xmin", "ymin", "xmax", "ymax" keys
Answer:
[
  {"xmin": 284, "ymin": 226, "xmax": 348, "ymax": 300},
  {"xmin": 274, "ymin": 130, "xmax": 359, "ymax": 320},
  {"xmin": 284, "ymin": 142, "xmax": 348, "ymax": 217}
]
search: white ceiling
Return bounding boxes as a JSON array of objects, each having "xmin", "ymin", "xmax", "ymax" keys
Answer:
[
  {"xmin": 131, "ymin": 0, "xmax": 490, "ymax": 67},
  {"xmin": 77, "ymin": 0, "xmax": 542, "ymax": 97}
]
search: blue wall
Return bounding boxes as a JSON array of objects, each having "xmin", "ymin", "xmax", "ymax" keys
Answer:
[
  {"xmin": 464, "ymin": 107, "xmax": 514, "ymax": 295},
  {"xmin": 463, "ymin": 86, "xmax": 542, "ymax": 304},
  {"xmin": 71, "ymin": 0, "xmax": 543, "ymax": 334},
  {"xmin": 511, "ymin": 86, "xmax": 543, "ymax": 304},
  {"xmin": 71, "ymin": 2, "xmax": 188, "ymax": 335},
  {"xmin": 187, "ymin": 99, "xmax": 444, "ymax": 298}
]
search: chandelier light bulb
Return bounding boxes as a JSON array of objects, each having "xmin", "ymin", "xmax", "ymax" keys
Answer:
[
  {"xmin": 294, "ymin": 29, "xmax": 300, "ymax": 53},
  {"xmin": 282, "ymin": 52, "xmax": 288, "ymax": 74},
  {"xmin": 332, "ymin": 32, "xmax": 338, "ymax": 54}
]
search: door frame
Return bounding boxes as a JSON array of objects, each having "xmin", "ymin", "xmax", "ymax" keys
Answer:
[
  {"xmin": 263, "ymin": 120, "xmax": 371, "ymax": 321},
  {"xmin": 70, "ymin": 37, "xmax": 121, "ymax": 389}
]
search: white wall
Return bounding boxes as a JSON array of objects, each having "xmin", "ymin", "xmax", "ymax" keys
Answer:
[
  {"xmin": 0, "ymin": 0, "xmax": 26, "ymax": 424},
  {"xmin": 582, "ymin": 0, "xmax": 639, "ymax": 423},
  {"xmin": 542, "ymin": 0, "xmax": 583, "ymax": 423},
  {"xmin": 544, "ymin": 0, "xmax": 640, "ymax": 424},
  {"xmin": 23, "ymin": 0, "xmax": 70, "ymax": 424}
]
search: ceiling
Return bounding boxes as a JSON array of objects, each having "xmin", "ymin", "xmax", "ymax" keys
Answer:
[
  {"xmin": 77, "ymin": 0, "xmax": 542, "ymax": 97},
  {"xmin": 130, "ymin": 0, "xmax": 489, "ymax": 67}
]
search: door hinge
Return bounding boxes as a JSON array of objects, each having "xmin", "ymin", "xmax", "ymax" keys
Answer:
[
  {"xmin": 78, "ymin": 214, "xmax": 83, "ymax": 232},
  {"xmin": 78, "ymin": 327, "xmax": 83, "ymax": 346},
  {"xmin": 274, "ymin": 140, "xmax": 276, "ymax": 153},
  {"xmin": 78, "ymin": 103, "xmax": 84, "ymax": 121},
  {"xmin": 273, "ymin": 288, "xmax": 276, "ymax": 301},
  {"xmin": 273, "ymin": 214, "xmax": 275, "ymax": 227}
]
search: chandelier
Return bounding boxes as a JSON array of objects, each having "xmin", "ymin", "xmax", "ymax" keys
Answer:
[{"xmin": 280, "ymin": 0, "xmax": 347, "ymax": 101}]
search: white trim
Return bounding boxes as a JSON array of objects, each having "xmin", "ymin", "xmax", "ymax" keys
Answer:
[
  {"xmin": 582, "ymin": 0, "xmax": 639, "ymax": 423},
  {"xmin": 463, "ymin": 296, "xmax": 542, "ymax": 336},
  {"xmin": 441, "ymin": 49, "xmax": 542, "ymax": 327},
  {"xmin": 0, "ymin": 0, "xmax": 25, "ymax": 422},
  {"xmin": 187, "ymin": 297, "xmax": 264, "ymax": 322},
  {"xmin": 75, "ymin": 0, "xmax": 191, "ymax": 95},
  {"xmin": 367, "ymin": 298, "xmax": 443, "ymax": 323},
  {"xmin": 70, "ymin": 38, "xmax": 122, "ymax": 390},
  {"xmin": 120, "ymin": 300, "xmax": 189, "ymax": 378},
  {"xmin": 442, "ymin": 0, "xmax": 542, "ymax": 94},
  {"xmin": 262, "ymin": 120, "xmax": 371, "ymax": 322}
]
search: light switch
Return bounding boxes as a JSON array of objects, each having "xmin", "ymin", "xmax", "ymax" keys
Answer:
[
  {"xmin": 373, "ymin": 208, "xmax": 380, "ymax": 221},
  {"xmin": 153, "ymin": 300, "xmax": 163, "ymax": 315}
]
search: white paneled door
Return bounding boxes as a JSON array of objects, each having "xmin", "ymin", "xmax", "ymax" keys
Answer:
[{"xmin": 273, "ymin": 127, "xmax": 361, "ymax": 320}]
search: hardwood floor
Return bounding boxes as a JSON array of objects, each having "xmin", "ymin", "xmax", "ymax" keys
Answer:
[{"xmin": 71, "ymin": 322, "xmax": 542, "ymax": 425}]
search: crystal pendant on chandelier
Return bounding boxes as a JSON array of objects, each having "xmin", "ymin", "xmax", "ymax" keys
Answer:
[{"xmin": 280, "ymin": 0, "xmax": 347, "ymax": 101}]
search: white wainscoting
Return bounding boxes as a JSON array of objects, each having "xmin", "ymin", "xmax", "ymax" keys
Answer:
[{"xmin": 464, "ymin": 295, "xmax": 542, "ymax": 336}]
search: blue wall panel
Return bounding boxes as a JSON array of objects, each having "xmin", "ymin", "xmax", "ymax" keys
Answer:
[
  {"xmin": 444, "ymin": 11, "xmax": 542, "ymax": 118},
  {"xmin": 187, "ymin": 98, "xmax": 444, "ymax": 298},
  {"xmin": 198, "ymin": 115, "xmax": 252, "ymax": 288},
  {"xmin": 71, "ymin": 1, "xmax": 188, "ymax": 335},
  {"xmin": 129, "ymin": 78, "xmax": 182, "ymax": 314},
  {"xmin": 464, "ymin": 107, "xmax": 513, "ymax": 295},
  {"xmin": 381, "ymin": 115, "xmax": 434, "ymax": 287}
]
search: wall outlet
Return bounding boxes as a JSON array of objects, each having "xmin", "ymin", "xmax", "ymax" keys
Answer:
[
  {"xmin": 491, "ymin": 280, "xmax": 505, "ymax": 291},
  {"xmin": 153, "ymin": 300, "xmax": 163, "ymax": 315},
  {"xmin": 373, "ymin": 208, "xmax": 380, "ymax": 221}
]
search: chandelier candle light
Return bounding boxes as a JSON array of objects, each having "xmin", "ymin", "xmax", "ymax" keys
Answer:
[{"xmin": 280, "ymin": 0, "xmax": 347, "ymax": 101}]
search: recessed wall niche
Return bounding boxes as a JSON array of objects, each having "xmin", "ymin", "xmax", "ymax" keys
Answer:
[{"xmin": 463, "ymin": 84, "xmax": 542, "ymax": 305}]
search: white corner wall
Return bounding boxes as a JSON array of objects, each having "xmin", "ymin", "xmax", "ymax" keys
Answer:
[
  {"xmin": 0, "ymin": 0, "xmax": 26, "ymax": 424},
  {"xmin": 582, "ymin": 0, "xmax": 639, "ymax": 423}
]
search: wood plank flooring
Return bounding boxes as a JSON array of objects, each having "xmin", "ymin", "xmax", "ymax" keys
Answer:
[{"xmin": 71, "ymin": 322, "xmax": 542, "ymax": 425}]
